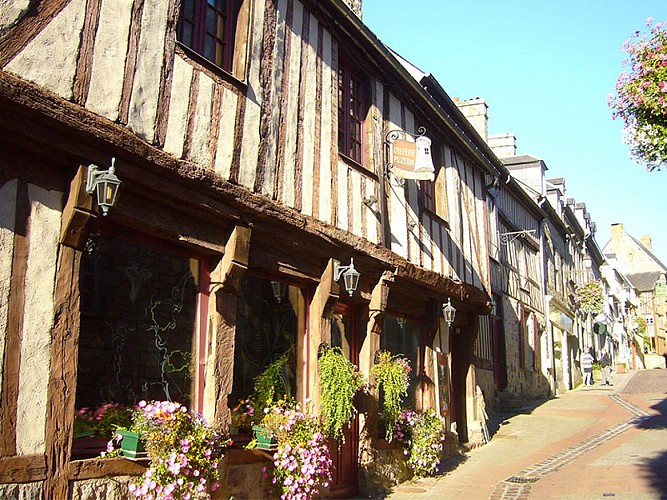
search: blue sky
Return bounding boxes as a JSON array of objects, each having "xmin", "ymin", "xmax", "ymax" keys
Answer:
[{"xmin": 363, "ymin": 1, "xmax": 667, "ymax": 265}]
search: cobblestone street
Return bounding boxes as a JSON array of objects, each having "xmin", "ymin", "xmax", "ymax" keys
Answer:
[{"xmin": 385, "ymin": 369, "xmax": 667, "ymax": 500}]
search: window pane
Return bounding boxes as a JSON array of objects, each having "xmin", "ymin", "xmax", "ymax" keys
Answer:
[
  {"xmin": 179, "ymin": 0, "xmax": 235, "ymax": 71},
  {"xmin": 381, "ymin": 316, "xmax": 419, "ymax": 406},
  {"xmin": 204, "ymin": 35, "xmax": 216, "ymax": 62},
  {"xmin": 231, "ymin": 277, "xmax": 301, "ymax": 407},
  {"xmin": 76, "ymin": 235, "xmax": 198, "ymax": 410}
]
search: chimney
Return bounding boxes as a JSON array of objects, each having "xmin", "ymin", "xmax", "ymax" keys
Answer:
[
  {"xmin": 640, "ymin": 234, "xmax": 653, "ymax": 251},
  {"xmin": 489, "ymin": 133, "xmax": 517, "ymax": 158},
  {"xmin": 456, "ymin": 97, "xmax": 488, "ymax": 142},
  {"xmin": 342, "ymin": 0, "xmax": 362, "ymax": 18},
  {"xmin": 610, "ymin": 223, "xmax": 624, "ymax": 244}
]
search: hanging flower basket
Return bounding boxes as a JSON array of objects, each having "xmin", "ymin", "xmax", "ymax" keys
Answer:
[
  {"xmin": 117, "ymin": 429, "xmax": 147, "ymax": 459},
  {"xmin": 252, "ymin": 425, "xmax": 278, "ymax": 451}
]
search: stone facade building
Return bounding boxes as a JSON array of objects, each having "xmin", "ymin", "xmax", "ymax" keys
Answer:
[{"xmin": 604, "ymin": 224, "xmax": 667, "ymax": 356}]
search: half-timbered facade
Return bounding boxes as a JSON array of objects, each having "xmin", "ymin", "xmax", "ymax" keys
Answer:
[{"xmin": 0, "ymin": 0, "xmax": 497, "ymax": 497}]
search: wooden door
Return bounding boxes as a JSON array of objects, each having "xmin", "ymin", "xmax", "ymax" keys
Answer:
[
  {"xmin": 328, "ymin": 303, "xmax": 359, "ymax": 498},
  {"xmin": 491, "ymin": 316, "xmax": 507, "ymax": 390}
]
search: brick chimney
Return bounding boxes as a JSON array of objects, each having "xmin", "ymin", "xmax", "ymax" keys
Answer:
[
  {"xmin": 456, "ymin": 97, "xmax": 488, "ymax": 142},
  {"xmin": 489, "ymin": 133, "xmax": 517, "ymax": 158},
  {"xmin": 640, "ymin": 234, "xmax": 653, "ymax": 251},
  {"xmin": 610, "ymin": 223, "xmax": 624, "ymax": 245},
  {"xmin": 342, "ymin": 0, "xmax": 362, "ymax": 18}
]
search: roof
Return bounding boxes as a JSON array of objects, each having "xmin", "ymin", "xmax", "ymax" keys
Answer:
[
  {"xmin": 629, "ymin": 233, "xmax": 667, "ymax": 272},
  {"xmin": 626, "ymin": 271, "xmax": 662, "ymax": 292}
]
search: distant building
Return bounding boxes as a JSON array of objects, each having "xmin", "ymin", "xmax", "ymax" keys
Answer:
[{"xmin": 604, "ymin": 224, "xmax": 667, "ymax": 355}]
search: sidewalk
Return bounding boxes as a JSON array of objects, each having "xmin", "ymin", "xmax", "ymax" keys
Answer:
[{"xmin": 384, "ymin": 371, "xmax": 638, "ymax": 500}]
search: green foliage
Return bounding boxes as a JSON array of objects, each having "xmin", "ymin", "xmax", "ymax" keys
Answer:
[
  {"xmin": 73, "ymin": 403, "xmax": 132, "ymax": 438},
  {"xmin": 635, "ymin": 316, "xmax": 648, "ymax": 335},
  {"xmin": 252, "ymin": 352, "xmax": 292, "ymax": 413},
  {"xmin": 371, "ymin": 350, "xmax": 411, "ymax": 440},
  {"xmin": 609, "ymin": 18, "xmax": 667, "ymax": 171},
  {"xmin": 318, "ymin": 346, "xmax": 365, "ymax": 441}
]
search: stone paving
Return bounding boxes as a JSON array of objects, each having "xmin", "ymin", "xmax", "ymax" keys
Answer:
[{"xmin": 384, "ymin": 369, "xmax": 667, "ymax": 500}]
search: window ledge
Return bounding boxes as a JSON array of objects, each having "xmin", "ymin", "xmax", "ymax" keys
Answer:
[
  {"xmin": 421, "ymin": 207, "xmax": 450, "ymax": 230},
  {"xmin": 68, "ymin": 456, "xmax": 147, "ymax": 481},
  {"xmin": 175, "ymin": 44, "xmax": 247, "ymax": 91},
  {"xmin": 338, "ymin": 153, "xmax": 378, "ymax": 180}
]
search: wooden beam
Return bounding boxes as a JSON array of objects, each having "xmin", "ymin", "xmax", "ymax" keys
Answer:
[
  {"xmin": 67, "ymin": 457, "xmax": 146, "ymax": 481},
  {"xmin": 43, "ymin": 245, "xmax": 82, "ymax": 499},
  {"xmin": 0, "ymin": 180, "xmax": 29, "ymax": 457},
  {"xmin": 207, "ymin": 225, "xmax": 250, "ymax": 425},
  {"xmin": 0, "ymin": 454, "xmax": 47, "ymax": 483},
  {"xmin": 307, "ymin": 258, "xmax": 339, "ymax": 406}
]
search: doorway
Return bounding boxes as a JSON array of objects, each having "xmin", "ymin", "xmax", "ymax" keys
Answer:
[{"xmin": 328, "ymin": 303, "xmax": 359, "ymax": 498}]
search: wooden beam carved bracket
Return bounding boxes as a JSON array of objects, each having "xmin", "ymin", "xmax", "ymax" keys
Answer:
[
  {"xmin": 60, "ymin": 165, "xmax": 97, "ymax": 250},
  {"xmin": 368, "ymin": 270, "xmax": 394, "ymax": 335},
  {"xmin": 215, "ymin": 225, "xmax": 252, "ymax": 294}
]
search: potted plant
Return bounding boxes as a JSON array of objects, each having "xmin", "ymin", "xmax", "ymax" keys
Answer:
[
  {"xmin": 393, "ymin": 409, "xmax": 447, "ymax": 477},
  {"xmin": 317, "ymin": 345, "xmax": 365, "ymax": 441},
  {"xmin": 371, "ymin": 350, "xmax": 411, "ymax": 440},
  {"xmin": 237, "ymin": 354, "xmax": 292, "ymax": 446},
  {"xmin": 255, "ymin": 400, "xmax": 332, "ymax": 499},
  {"xmin": 72, "ymin": 403, "xmax": 133, "ymax": 459},
  {"xmin": 126, "ymin": 400, "xmax": 230, "ymax": 499}
]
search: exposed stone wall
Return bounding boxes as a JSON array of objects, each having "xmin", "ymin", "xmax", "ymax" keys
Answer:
[
  {"xmin": 70, "ymin": 477, "xmax": 135, "ymax": 499},
  {"xmin": 0, "ymin": 481, "xmax": 44, "ymax": 499},
  {"xmin": 359, "ymin": 446, "xmax": 412, "ymax": 497},
  {"xmin": 214, "ymin": 462, "xmax": 272, "ymax": 499},
  {"xmin": 501, "ymin": 298, "xmax": 549, "ymax": 400}
]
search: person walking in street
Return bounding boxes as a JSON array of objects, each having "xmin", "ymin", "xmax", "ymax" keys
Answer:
[
  {"xmin": 581, "ymin": 348, "xmax": 594, "ymax": 385},
  {"xmin": 600, "ymin": 348, "xmax": 613, "ymax": 386}
]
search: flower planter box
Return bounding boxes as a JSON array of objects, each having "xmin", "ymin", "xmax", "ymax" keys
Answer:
[
  {"xmin": 118, "ymin": 430, "xmax": 147, "ymax": 459},
  {"xmin": 252, "ymin": 426, "xmax": 277, "ymax": 451}
]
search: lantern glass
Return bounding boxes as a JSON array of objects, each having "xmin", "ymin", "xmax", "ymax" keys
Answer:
[
  {"xmin": 343, "ymin": 266, "xmax": 360, "ymax": 296},
  {"xmin": 87, "ymin": 161, "xmax": 121, "ymax": 216},
  {"xmin": 270, "ymin": 281, "xmax": 287, "ymax": 301},
  {"xmin": 442, "ymin": 298, "xmax": 456, "ymax": 327}
]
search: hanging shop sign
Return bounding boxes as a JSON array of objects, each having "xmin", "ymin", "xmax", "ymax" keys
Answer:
[{"xmin": 386, "ymin": 129, "xmax": 435, "ymax": 181}]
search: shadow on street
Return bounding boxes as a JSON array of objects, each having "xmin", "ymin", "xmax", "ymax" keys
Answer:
[{"xmin": 637, "ymin": 395, "xmax": 667, "ymax": 499}]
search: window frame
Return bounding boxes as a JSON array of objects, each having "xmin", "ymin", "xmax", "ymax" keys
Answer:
[
  {"xmin": 177, "ymin": 0, "xmax": 246, "ymax": 77},
  {"xmin": 337, "ymin": 61, "xmax": 366, "ymax": 166},
  {"xmin": 75, "ymin": 229, "xmax": 211, "ymax": 418},
  {"xmin": 419, "ymin": 146, "xmax": 449, "ymax": 222}
]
